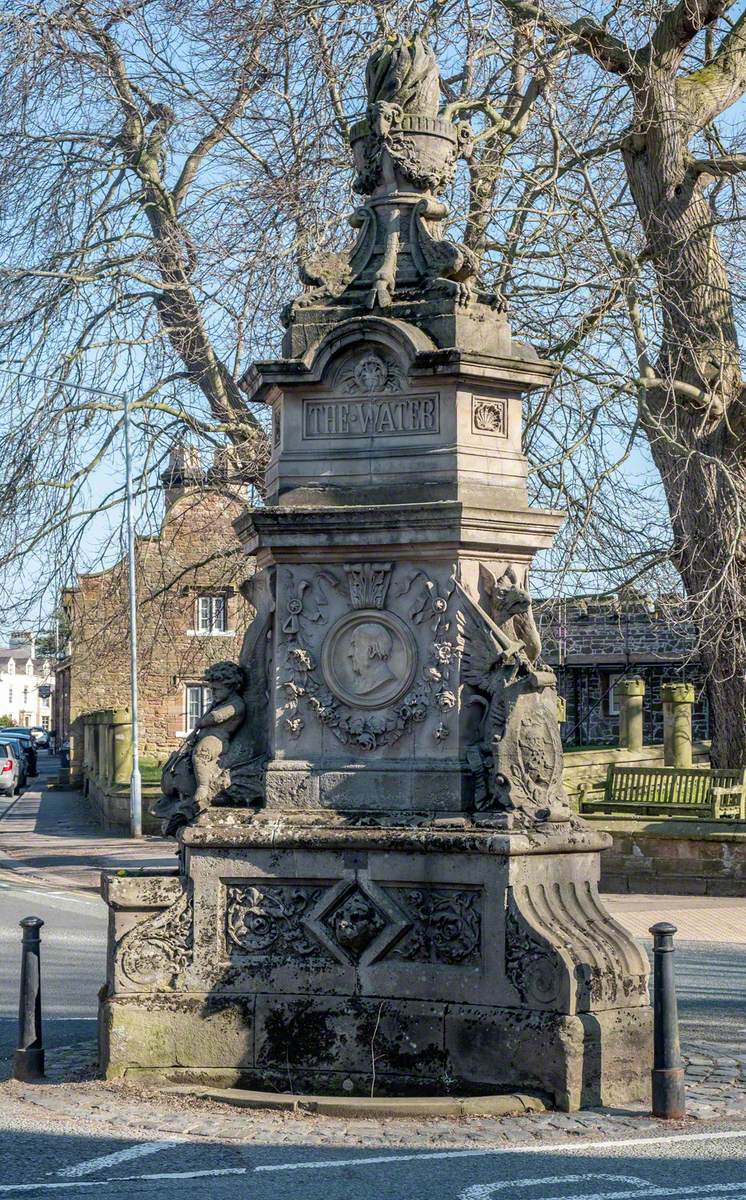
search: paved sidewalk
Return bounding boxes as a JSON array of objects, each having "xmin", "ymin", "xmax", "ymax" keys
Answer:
[
  {"xmin": 609, "ymin": 893, "xmax": 746, "ymax": 943},
  {"xmin": 0, "ymin": 753, "xmax": 175, "ymax": 892}
]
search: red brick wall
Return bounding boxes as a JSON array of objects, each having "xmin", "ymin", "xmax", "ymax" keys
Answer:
[{"xmin": 64, "ymin": 487, "xmax": 253, "ymax": 768}]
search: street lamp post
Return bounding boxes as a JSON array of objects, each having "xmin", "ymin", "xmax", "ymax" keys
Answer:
[
  {"xmin": 0, "ymin": 368, "xmax": 142, "ymax": 836},
  {"xmin": 121, "ymin": 386, "xmax": 142, "ymax": 837}
]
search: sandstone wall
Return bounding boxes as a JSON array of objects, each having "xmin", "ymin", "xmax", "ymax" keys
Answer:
[
  {"xmin": 595, "ymin": 818, "xmax": 746, "ymax": 896},
  {"xmin": 62, "ymin": 488, "xmax": 253, "ymax": 777}
]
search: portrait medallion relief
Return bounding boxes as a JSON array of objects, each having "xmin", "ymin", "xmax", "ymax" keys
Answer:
[{"xmin": 321, "ymin": 610, "xmax": 417, "ymax": 710}]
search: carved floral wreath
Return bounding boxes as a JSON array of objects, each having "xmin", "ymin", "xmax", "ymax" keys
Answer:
[{"xmin": 284, "ymin": 640, "xmax": 456, "ymax": 751}]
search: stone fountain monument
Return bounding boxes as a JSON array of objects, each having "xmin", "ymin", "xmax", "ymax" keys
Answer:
[{"xmin": 100, "ymin": 36, "xmax": 652, "ymax": 1110}]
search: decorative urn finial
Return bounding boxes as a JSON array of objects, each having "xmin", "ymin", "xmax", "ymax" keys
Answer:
[
  {"xmin": 351, "ymin": 34, "xmax": 471, "ymax": 199},
  {"xmin": 281, "ymin": 32, "xmax": 507, "ymax": 354}
]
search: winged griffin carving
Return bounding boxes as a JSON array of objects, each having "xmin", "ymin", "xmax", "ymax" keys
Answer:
[{"xmin": 457, "ymin": 582, "xmax": 572, "ymax": 823}]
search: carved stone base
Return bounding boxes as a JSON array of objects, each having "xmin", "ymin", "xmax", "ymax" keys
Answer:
[
  {"xmin": 100, "ymin": 994, "xmax": 651, "ymax": 1112},
  {"xmin": 99, "ymin": 822, "xmax": 652, "ymax": 1111}
]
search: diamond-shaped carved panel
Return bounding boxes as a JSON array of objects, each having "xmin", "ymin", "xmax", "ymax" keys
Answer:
[
  {"xmin": 305, "ymin": 879, "xmax": 409, "ymax": 965},
  {"xmin": 321, "ymin": 886, "xmax": 387, "ymax": 961}
]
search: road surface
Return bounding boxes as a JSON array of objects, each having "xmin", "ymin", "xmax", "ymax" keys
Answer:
[
  {"xmin": 1, "ymin": 1117, "xmax": 746, "ymax": 1198},
  {"xmin": 0, "ymin": 876, "xmax": 107, "ymax": 1062}
]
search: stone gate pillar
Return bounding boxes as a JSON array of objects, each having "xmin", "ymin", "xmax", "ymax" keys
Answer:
[
  {"xmin": 618, "ymin": 678, "xmax": 646, "ymax": 752},
  {"xmin": 662, "ymin": 682, "xmax": 695, "ymax": 768}
]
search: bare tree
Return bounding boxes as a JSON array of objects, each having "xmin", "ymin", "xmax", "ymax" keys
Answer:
[
  {"xmin": 482, "ymin": 0, "xmax": 746, "ymax": 763},
  {"xmin": 1, "ymin": 0, "xmax": 745, "ymax": 762}
]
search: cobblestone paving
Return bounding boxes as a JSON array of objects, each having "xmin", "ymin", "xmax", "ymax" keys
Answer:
[{"xmin": 3, "ymin": 1038, "xmax": 746, "ymax": 1149}]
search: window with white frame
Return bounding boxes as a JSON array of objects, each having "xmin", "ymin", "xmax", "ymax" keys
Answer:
[
  {"xmin": 195, "ymin": 594, "xmax": 227, "ymax": 634},
  {"xmin": 185, "ymin": 684, "xmax": 212, "ymax": 731},
  {"xmin": 7, "ymin": 659, "xmax": 14, "ymax": 676},
  {"xmin": 603, "ymin": 673, "xmax": 623, "ymax": 717},
  {"xmin": 8, "ymin": 688, "xmax": 12, "ymax": 704},
  {"xmin": 23, "ymin": 687, "xmax": 28, "ymax": 705}
]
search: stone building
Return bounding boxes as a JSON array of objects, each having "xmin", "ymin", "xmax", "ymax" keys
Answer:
[
  {"xmin": 537, "ymin": 593, "xmax": 710, "ymax": 747},
  {"xmin": 54, "ymin": 448, "xmax": 253, "ymax": 780},
  {"xmin": 0, "ymin": 640, "xmax": 54, "ymax": 729}
]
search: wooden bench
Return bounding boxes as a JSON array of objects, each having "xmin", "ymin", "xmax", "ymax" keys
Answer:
[{"xmin": 578, "ymin": 764, "xmax": 746, "ymax": 820}]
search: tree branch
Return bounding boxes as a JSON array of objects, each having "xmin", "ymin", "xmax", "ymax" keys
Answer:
[
  {"xmin": 173, "ymin": 60, "xmax": 268, "ymax": 209},
  {"xmin": 498, "ymin": 0, "xmax": 637, "ymax": 75},
  {"xmin": 677, "ymin": 6, "xmax": 746, "ymax": 131},
  {"xmin": 688, "ymin": 152, "xmax": 746, "ymax": 178},
  {"xmin": 650, "ymin": 0, "xmax": 731, "ymax": 65}
]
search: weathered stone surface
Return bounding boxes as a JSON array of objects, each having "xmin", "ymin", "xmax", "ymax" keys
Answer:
[
  {"xmin": 594, "ymin": 815, "xmax": 746, "ymax": 895},
  {"xmin": 100, "ymin": 984, "xmax": 651, "ymax": 1109},
  {"xmin": 254, "ymin": 995, "xmax": 447, "ymax": 1081},
  {"xmin": 100, "ymin": 993, "xmax": 255, "ymax": 1079},
  {"xmin": 444, "ymin": 1005, "xmax": 652, "ymax": 1111},
  {"xmin": 101, "ymin": 32, "xmax": 652, "ymax": 1111},
  {"xmin": 662, "ymin": 680, "xmax": 696, "ymax": 768}
]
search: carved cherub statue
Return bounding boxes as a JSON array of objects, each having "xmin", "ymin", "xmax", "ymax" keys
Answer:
[
  {"xmin": 457, "ymin": 583, "xmax": 571, "ymax": 823},
  {"xmin": 191, "ymin": 661, "xmax": 246, "ymax": 809},
  {"xmin": 154, "ymin": 660, "xmax": 246, "ymax": 836}
]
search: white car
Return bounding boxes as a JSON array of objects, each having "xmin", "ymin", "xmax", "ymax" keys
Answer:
[{"xmin": 0, "ymin": 742, "xmax": 21, "ymax": 796}]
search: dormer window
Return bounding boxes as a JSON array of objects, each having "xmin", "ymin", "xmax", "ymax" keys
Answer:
[{"xmin": 196, "ymin": 595, "xmax": 226, "ymax": 634}]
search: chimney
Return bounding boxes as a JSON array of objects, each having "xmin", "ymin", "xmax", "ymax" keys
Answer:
[{"xmin": 160, "ymin": 445, "xmax": 204, "ymax": 510}]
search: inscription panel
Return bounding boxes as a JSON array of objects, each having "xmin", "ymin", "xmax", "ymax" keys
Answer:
[{"xmin": 303, "ymin": 393, "xmax": 440, "ymax": 439}]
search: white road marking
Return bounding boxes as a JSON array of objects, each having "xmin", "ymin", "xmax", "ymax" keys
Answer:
[
  {"xmin": 0, "ymin": 882, "xmax": 99, "ymax": 906},
  {"xmin": 0, "ymin": 1147, "xmax": 744, "ymax": 1196},
  {"xmin": 0, "ymin": 1168, "xmax": 246, "ymax": 1193},
  {"xmin": 0, "ymin": 1128, "xmax": 743, "ymax": 1195},
  {"xmin": 461, "ymin": 1185, "xmax": 746, "ymax": 1200},
  {"xmin": 55, "ymin": 1141, "xmax": 179, "ymax": 1178},
  {"xmin": 253, "ymin": 1126, "xmax": 746, "ymax": 1172},
  {"xmin": 459, "ymin": 1176, "xmax": 656, "ymax": 1199}
]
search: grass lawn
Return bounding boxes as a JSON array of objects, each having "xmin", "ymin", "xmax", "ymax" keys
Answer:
[{"xmin": 138, "ymin": 757, "xmax": 164, "ymax": 785}]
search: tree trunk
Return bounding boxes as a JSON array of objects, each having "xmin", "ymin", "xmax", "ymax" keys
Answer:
[{"xmin": 622, "ymin": 68, "xmax": 746, "ymax": 767}]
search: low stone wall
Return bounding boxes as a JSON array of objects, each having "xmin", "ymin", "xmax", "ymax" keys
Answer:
[
  {"xmin": 562, "ymin": 741, "xmax": 746, "ymax": 896},
  {"xmin": 591, "ymin": 816, "xmax": 746, "ymax": 896},
  {"xmin": 80, "ymin": 708, "xmax": 160, "ymax": 834},
  {"xmin": 85, "ymin": 775, "xmax": 161, "ymax": 835}
]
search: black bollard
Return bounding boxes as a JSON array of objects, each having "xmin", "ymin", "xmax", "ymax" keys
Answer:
[
  {"xmin": 650, "ymin": 920, "xmax": 685, "ymax": 1119},
  {"xmin": 13, "ymin": 916, "xmax": 45, "ymax": 1082}
]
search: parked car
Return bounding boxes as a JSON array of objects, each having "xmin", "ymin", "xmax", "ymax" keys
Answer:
[
  {"xmin": 0, "ymin": 742, "xmax": 21, "ymax": 796},
  {"xmin": 29, "ymin": 726, "xmax": 50, "ymax": 749},
  {"xmin": 0, "ymin": 729, "xmax": 37, "ymax": 776},
  {"xmin": 2, "ymin": 737, "xmax": 28, "ymax": 788}
]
